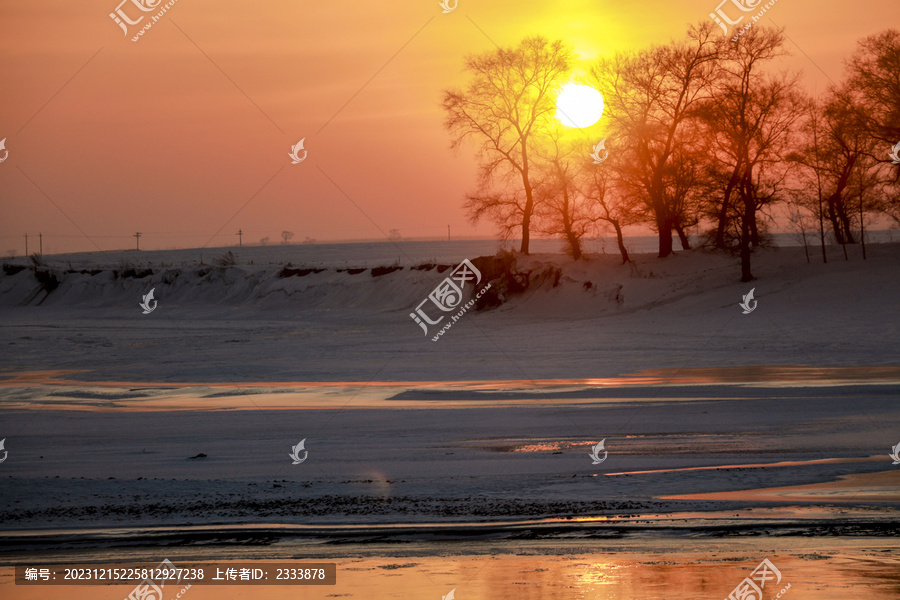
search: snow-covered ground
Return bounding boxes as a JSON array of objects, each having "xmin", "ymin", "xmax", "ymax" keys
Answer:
[
  {"xmin": 0, "ymin": 240, "xmax": 897, "ymax": 536},
  {"xmin": 0, "ymin": 240, "xmax": 897, "ymax": 382}
]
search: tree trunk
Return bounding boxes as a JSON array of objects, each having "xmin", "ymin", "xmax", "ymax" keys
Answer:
[
  {"xmin": 839, "ymin": 208, "xmax": 855, "ymax": 244},
  {"xmin": 859, "ymin": 189, "xmax": 867, "ymax": 260},
  {"xmin": 675, "ymin": 224, "xmax": 691, "ymax": 250},
  {"xmin": 714, "ymin": 200, "xmax": 729, "ymax": 248},
  {"xmin": 740, "ymin": 171, "xmax": 760, "ymax": 248},
  {"xmin": 715, "ymin": 164, "xmax": 742, "ymax": 248},
  {"xmin": 740, "ymin": 215, "xmax": 753, "ymax": 282},
  {"xmin": 818, "ymin": 195, "xmax": 827, "ymax": 263},
  {"xmin": 826, "ymin": 160, "xmax": 858, "ymax": 245},
  {"xmin": 567, "ymin": 232, "xmax": 582, "ymax": 260},
  {"xmin": 739, "ymin": 186, "xmax": 753, "ymax": 282},
  {"xmin": 800, "ymin": 224, "xmax": 810, "ymax": 263},
  {"xmin": 656, "ymin": 209, "xmax": 673, "ymax": 258},
  {"xmin": 748, "ymin": 204, "xmax": 759, "ymax": 247},
  {"xmin": 519, "ymin": 156, "xmax": 534, "ymax": 254},
  {"xmin": 520, "ymin": 197, "xmax": 532, "ymax": 254},
  {"xmin": 562, "ymin": 206, "xmax": 581, "ymax": 260},
  {"xmin": 612, "ymin": 220, "xmax": 630, "ymax": 264},
  {"xmin": 826, "ymin": 195, "xmax": 844, "ymax": 244},
  {"xmin": 649, "ymin": 173, "xmax": 673, "ymax": 257},
  {"xmin": 658, "ymin": 225, "xmax": 673, "ymax": 257},
  {"xmin": 559, "ymin": 184, "xmax": 582, "ymax": 260}
]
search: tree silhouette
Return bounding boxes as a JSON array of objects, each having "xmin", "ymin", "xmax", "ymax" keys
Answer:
[
  {"xmin": 588, "ymin": 22, "xmax": 720, "ymax": 258},
  {"xmin": 791, "ymin": 31, "xmax": 897, "ymax": 246},
  {"xmin": 577, "ymin": 149, "xmax": 640, "ymax": 264},
  {"xmin": 533, "ymin": 128, "xmax": 592, "ymax": 260},
  {"xmin": 701, "ymin": 26, "xmax": 805, "ymax": 280},
  {"xmin": 443, "ymin": 36, "xmax": 573, "ymax": 254},
  {"xmin": 699, "ymin": 27, "xmax": 792, "ymax": 249},
  {"xmin": 846, "ymin": 29, "xmax": 900, "ymax": 149},
  {"xmin": 845, "ymin": 29, "xmax": 900, "ymax": 224}
]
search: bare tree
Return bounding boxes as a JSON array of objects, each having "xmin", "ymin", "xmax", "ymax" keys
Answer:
[
  {"xmin": 787, "ymin": 99, "xmax": 830, "ymax": 263},
  {"xmin": 588, "ymin": 22, "xmax": 720, "ymax": 258},
  {"xmin": 822, "ymin": 88, "xmax": 872, "ymax": 244},
  {"xmin": 577, "ymin": 154, "xmax": 640, "ymax": 264},
  {"xmin": 845, "ymin": 29, "xmax": 900, "ymax": 149},
  {"xmin": 785, "ymin": 194, "xmax": 815, "ymax": 263},
  {"xmin": 664, "ymin": 146, "xmax": 705, "ymax": 250},
  {"xmin": 845, "ymin": 29, "xmax": 900, "ymax": 224},
  {"xmin": 533, "ymin": 129, "xmax": 594, "ymax": 260},
  {"xmin": 793, "ymin": 83, "xmax": 883, "ymax": 254},
  {"xmin": 442, "ymin": 37, "xmax": 573, "ymax": 254},
  {"xmin": 700, "ymin": 26, "xmax": 805, "ymax": 280},
  {"xmin": 700, "ymin": 27, "xmax": 790, "ymax": 249}
]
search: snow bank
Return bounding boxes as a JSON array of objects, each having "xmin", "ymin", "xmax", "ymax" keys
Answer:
[{"xmin": 2, "ymin": 241, "xmax": 896, "ymax": 320}]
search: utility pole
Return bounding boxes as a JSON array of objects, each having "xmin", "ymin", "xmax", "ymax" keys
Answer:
[
  {"xmin": 447, "ymin": 225, "xmax": 450, "ymax": 241},
  {"xmin": 237, "ymin": 229, "xmax": 243, "ymax": 247},
  {"xmin": 39, "ymin": 233, "xmax": 43, "ymax": 254},
  {"xmin": 134, "ymin": 232, "xmax": 142, "ymax": 251},
  {"xmin": 24, "ymin": 233, "xmax": 28, "ymax": 256}
]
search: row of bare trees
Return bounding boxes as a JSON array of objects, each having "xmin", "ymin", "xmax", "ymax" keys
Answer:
[{"xmin": 442, "ymin": 25, "xmax": 900, "ymax": 280}]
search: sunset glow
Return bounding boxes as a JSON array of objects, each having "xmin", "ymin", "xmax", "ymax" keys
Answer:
[{"xmin": 2, "ymin": 0, "xmax": 893, "ymax": 253}]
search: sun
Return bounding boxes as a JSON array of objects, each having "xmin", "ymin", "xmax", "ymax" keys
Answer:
[{"xmin": 555, "ymin": 84, "xmax": 604, "ymax": 128}]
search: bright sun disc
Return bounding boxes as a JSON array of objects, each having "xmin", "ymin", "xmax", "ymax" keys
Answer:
[{"xmin": 556, "ymin": 84, "xmax": 604, "ymax": 128}]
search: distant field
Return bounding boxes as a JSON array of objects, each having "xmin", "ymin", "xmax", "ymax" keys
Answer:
[{"xmin": 6, "ymin": 231, "xmax": 898, "ymax": 269}]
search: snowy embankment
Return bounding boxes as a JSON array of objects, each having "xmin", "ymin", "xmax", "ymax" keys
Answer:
[
  {"xmin": 1, "ymin": 240, "xmax": 895, "ymax": 316},
  {"xmin": 0, "ymin": 248, "xmax": 555, "ymax": 312},
  {"xmin": 1, "ymin": 241, "xmax": 899, "ymax": 383}
]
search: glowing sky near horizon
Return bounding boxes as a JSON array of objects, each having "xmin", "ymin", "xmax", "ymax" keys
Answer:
[{"xmin": 0, "ymin": 0, "xmax": 895, "ymax": 254}]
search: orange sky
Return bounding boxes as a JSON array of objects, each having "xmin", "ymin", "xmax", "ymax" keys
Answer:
[{"xmin": 1, "ymin": 0, "xmax": 897, "ymax": 254}]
